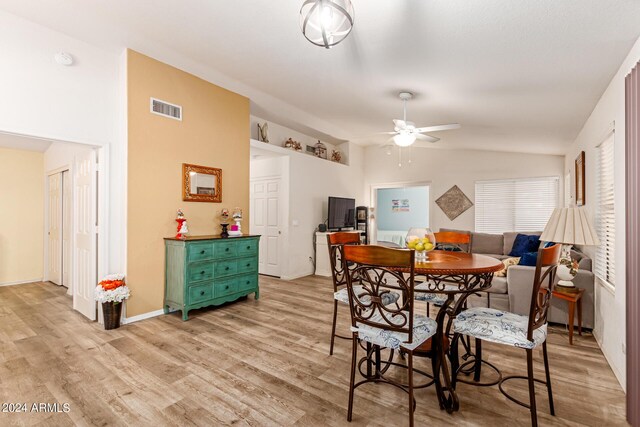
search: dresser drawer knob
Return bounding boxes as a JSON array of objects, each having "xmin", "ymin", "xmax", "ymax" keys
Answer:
[
  {"xmin": 246, "ymin": 263, "xmax": 250, "ymax": 267},
  {"xmin": 200, "ymin": 250, "xmax": 205, "ymax": 254},
  {"xmin": 225, "ymin": 285, "xmax": 229, "ymax": 290},
  {"xmin": 246, "ymin": 246, "xmax": 251, "ymax": 250},
  {"xmin": 225, "ymin": 266, "xmax": 229, "ymax": 271},
  {"xmin": 200, "ymin": 271, "xmax": 205, "ymax": 275},
  {"xmin": 246, "ymin": 281, "xmax": 250, "ymax": 285},
  {"xmin": 200, "ymin": 290, "xmax": 205, "ymax": 296},
  {"xmin": 225, "ymin": 248, "xmax": 230, "ymax": 252}
]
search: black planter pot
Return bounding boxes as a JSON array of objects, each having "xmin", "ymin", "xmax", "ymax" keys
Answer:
[{"xmin": 102, "ymin": 301, "xmax": 123, "ymax": 330}]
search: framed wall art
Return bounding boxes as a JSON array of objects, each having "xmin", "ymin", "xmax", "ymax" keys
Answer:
[{"xmin": 575, "ymin": 151, "xmax": 585, "ymax": 206}]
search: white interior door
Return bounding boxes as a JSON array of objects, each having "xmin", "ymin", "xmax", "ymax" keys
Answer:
[
  {"xmin": 73, "ymin": 149, "xmax": 97, "ymax": 320},
  {"xmin": 62, "ymin": 170, "xmax": 72, "ymax": 290},
  {"xmin": 251, "ymin": 178, "xmax": 282, "ymax": 277},
  {"xmin": 47, "ymin": 173, "xmax": 62, "ymax": 285}
]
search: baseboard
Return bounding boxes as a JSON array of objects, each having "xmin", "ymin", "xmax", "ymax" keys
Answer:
[
  {"xmin": 594, "ymin": 330, "xmax": 626, "ymax": 391},
  {"xmin": 0, "ymin": 278, "xmax": 43, "ymax": 287},
  {"xmin": 281, "ymin": 272, "xmax": 313, "ymax": 281},
  {"xmin": 122, "ymin": 309, "xmax": 165, "ymax": 325}
]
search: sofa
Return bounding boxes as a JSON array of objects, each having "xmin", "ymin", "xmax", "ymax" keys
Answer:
[{"xmin": 441, "ymin": 229, "xmax": 595, "ymax": 329}]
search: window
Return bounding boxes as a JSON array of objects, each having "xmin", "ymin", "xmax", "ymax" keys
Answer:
[
  {"xmin": 596, "ymin": 135, "xmax": 615, "ymax": 287},
  {"xmin": 475, "ymin": 177, "xmax": 559, "ymax": 234}
]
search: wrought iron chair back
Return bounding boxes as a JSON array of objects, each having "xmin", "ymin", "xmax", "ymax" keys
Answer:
[
  {"xmin": 327, "ymin": 232, "xmax": 361, "ymax": 292},
  {"xmin": 527, "ymin": 243, "xmax": 561, "ymax": 341},
  {"xmin": 343, "ymin": 245, "xmax": 416, "ymax": 344}
]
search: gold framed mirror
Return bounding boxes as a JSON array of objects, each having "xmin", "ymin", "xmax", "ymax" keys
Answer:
[{"xmin": 182, "ymin": 163, "xmax": 222, "ymax": 203}]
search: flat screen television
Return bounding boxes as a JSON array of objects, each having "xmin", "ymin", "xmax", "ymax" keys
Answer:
[{"xmin": 328, "ymin": 197, "xmax": 356, "ymax": 230}]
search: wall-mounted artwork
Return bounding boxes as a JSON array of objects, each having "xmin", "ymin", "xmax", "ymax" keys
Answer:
[
  {"xmin": 436, "ymin": 185, "xmax": 473, "ymax": 221},
  {"xmin": 575, "ymin": 151, "xmax": 585, "ymax": 206},
  {"xmin": 392, "ymin": 199, "xmax": 410, "ymax": 212}
]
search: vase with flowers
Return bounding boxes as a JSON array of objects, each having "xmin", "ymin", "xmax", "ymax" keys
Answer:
[{"xmin": 95, "ymin": 274, "xmax": 130, "ymax": 330}]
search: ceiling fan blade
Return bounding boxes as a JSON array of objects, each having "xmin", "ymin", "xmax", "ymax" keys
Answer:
[
  {"xmin": 415, "ymin": 133, "xmax": 440, "ymax": 143},
  {"xmin": 413, "ymin": 123, "xmax": 461, "ymax": 133},
  {"xmin": 393, "ymin": 119, "xmax": 407, "ymax": 129}
]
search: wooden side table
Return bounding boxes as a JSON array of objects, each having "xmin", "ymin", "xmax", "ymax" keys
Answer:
[{"xmin": 552, "ymin": 287, "xmax": 585, "ymax": 345}]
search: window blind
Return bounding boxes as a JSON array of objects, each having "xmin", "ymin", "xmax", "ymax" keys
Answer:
[
  {"xmin": 596, "ymin": 135, "xmax": 615, "ymax": 287},
  {"xmin": 475, "ymin": 177, "xmax": 559, "ymax": 234}
]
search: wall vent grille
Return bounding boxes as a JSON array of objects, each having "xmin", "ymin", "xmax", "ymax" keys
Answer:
[{"xmin": 150, "ymin": 97, "xmax": 182, "ymax": 121}]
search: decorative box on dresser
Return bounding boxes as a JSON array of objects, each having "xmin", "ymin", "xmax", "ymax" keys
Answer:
[{"xmin": 164, "ymin": 235, "xmax": 260, "ymax": 320}]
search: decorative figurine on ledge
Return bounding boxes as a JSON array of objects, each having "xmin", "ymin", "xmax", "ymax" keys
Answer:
[
  {"xmin": 220, "ymin": 208, "xmax": 230, "ymax": 238},
  {"xmin": 314, "ymin": 140, "xmax": 327, "ymax": 159},
  {"xmin": 331, "ymin": 149, "xmax": 342, "ymax": 163},
  {"xmin": 228, "ymin": 207, "xmax": 243, "ymax": 236},
  {"xmin": 257, "ymin": 122, "xmax": 270, "ymax": 143},
  {"xmin": 175, "ymin": 209, "xmax": 189, "ymax": 239}
]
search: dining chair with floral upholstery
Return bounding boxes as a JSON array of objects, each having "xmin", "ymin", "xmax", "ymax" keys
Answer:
[
  {"xmin": 415, "ymin": 231, "xmax": 472, "ymax": 316},
  {"xmin": 343, "ymin": 244, "xmax": 438, "ymax": 427},
  {"xmin": 327, "ymin": 232, "xmax": 400, "ymax": 355},
  {"xmin": 451, "ymin": 243, "xmax": 561, "ymax": 427}
]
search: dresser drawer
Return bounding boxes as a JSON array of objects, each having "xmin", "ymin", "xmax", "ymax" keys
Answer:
[
  {"xmin": 214, "ymin": 279, "xmax": 238, "ymax": 298},
  {"xmin": 237, "ymin": 257, "xmax": 258, "ymax": 274},
  {"xmin": 187, "ymin": 262, "xmax": 215, "ymax": 283},
  {"xmin": 214, "ymin": 241, "xmax": 237, "ymax": 259},
  {"xmin": 237, "ymin": 274, "xmax": 258, "ymax": 292},
  {"xmin": 237, "ymin": 239, "xmax": 258, "ymax": 257},
  {"xmin": 214, "ymin": 259, "xmax": 237, "ymax": 277},
  {"xmin": 188, "ymin": 283, "xmax": 213, "ymax": 304},
  {"xmin": 187, "ymin": 243, "xmax": 214, "ymax": 262}
]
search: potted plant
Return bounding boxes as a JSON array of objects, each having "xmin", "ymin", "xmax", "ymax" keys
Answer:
[{"xmin": 95, "ymin": 274, "xmax": 130, "ymax": 330}]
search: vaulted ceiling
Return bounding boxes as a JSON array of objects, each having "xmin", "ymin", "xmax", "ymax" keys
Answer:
[{"xmin": 2, "ymin": 0, "xmax": 639, "ymax": 154}]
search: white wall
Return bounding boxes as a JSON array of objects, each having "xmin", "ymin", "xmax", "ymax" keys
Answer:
[
  {"xmin": 0, "ymin": 11, "xmax": 127, "ymax": 278},
  {"xmin": 288, "ymin": 144, "xmax": 365, "ymax": 279},
  {"xmin": 250, "ymin": 138, "xmax": 365, "ymax": 280},
  {"xmin": 364, "ymin": 147, "xmax": 565, "ymax": 232},
  {"xmin": 563, "ymin": 36, "xmax": 640, "ymax": 390}
]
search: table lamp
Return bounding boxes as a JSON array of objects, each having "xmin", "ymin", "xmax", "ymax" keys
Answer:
[{"xmin": 540, "ymin": 207, "xmax": 599, "ymax": 290}]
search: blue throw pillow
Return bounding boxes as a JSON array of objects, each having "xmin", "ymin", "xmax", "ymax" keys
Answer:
[
  {"xmin": 509, "ymin": 234, "xmax": 541, "ymax": 257},
  {"xmin": 519, "ymin": 251, "xmax": 538, "ymax": 266}
]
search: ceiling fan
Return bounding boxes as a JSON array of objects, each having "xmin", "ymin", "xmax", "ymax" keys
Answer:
[{"xmin": 381, "ymin": 92, "xmax": 461, "ymax": 148}]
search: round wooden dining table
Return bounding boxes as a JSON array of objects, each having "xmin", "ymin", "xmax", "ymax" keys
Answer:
[{"xmin": 394, "ymin": 250, "xmax": 504, "ymax": 413}]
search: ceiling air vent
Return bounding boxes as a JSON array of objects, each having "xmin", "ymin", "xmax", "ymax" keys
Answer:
[{"xmin": 150, "ymin": 97, "xmax": 182, "ymax": 121}]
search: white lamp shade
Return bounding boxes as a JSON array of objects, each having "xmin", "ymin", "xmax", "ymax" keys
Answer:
[{"xmin": 540, "ymin": 207, "xmax": 600, "ymax": 246}]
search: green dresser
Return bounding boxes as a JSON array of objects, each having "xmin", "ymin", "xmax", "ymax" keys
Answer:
[{"xmin": 164, "ymin": 235, "xmax": 260, "ymax": 320}]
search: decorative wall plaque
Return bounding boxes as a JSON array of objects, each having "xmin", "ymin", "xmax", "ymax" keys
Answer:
[{"xmin": 435, "ymin": 185, "xmax": 473, "ymax": 221}]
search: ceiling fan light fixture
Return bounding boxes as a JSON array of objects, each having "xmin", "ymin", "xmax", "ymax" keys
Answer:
[
  {"xmin": 393, "ymin": 132, "xmax": 416, "ymax": 147},
  {"xmin": 300, "ymin": 0, "xmax": 354, "ymax": 49}
]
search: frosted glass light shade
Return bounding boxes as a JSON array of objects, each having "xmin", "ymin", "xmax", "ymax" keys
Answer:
[
  {"xmin": 393, "ymin": 132, "xmax": 416, "ymax": 147},
  {"xmin": 540, "ymin": 207, "xmax": 600, "ymax": 245}
]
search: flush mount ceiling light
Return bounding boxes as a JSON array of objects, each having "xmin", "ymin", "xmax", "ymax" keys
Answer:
[
  {"xmin": 300, "ymin": 0, "xmax": 354, "ymax": 49},
  {"xmin": 54, "ymin": 52, "xmax": 74, "ymax": 66}
]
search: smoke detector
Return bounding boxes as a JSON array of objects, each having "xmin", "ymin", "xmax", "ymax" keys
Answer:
[{"xmin": 54, "ymin": 52, "xmax": 74, "ymax": 66}]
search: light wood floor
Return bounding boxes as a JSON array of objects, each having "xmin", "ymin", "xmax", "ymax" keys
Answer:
[{"xmin": 0, "ymin": 277, "xmax": 627, "ymax": 426}]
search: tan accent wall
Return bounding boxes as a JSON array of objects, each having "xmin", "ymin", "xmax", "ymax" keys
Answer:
[
  {"xmin": 127, "ymin": 50, "xmax": 250, "ymax": 317},
  {"xmin": 0, "ymin": 147, "xmax": 44, "ymax": 284}
]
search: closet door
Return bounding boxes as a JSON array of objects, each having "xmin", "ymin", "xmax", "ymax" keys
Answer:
[
  {"xmin": 47, "ymin": 173, "xmax": 62, "ymax": 285},
  {"xmin": 73, "ymin": 150, "xmax": 97, "ymax": 320},
  {"xmin": 62, "ymin": 170, "xmax": 72, "ymax": 289}
]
